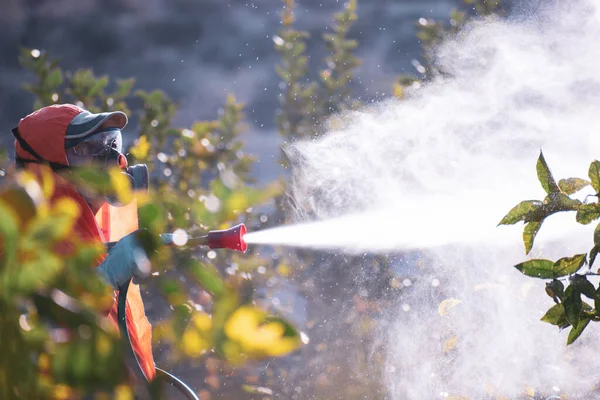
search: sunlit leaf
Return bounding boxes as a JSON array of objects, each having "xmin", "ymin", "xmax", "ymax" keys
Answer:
[
  {"xmin": 242, "ymin": 385, "xmax": 274, "ymax": 395},
  {"xmin": 559, "ymin": 177, "xmax": 590, "ymax": 195},
  {"xmin": 589, "ymin": 160, "xmax": 600, "ymax": 193},
  {"xmin": 498, "ymin": 200, "xmax": 543, "ymax": 225},
  {"xmin": 514, "ymin": 259, "xmax": 554, "ymax": 279},
  {"xmin": 541, "ymin": 303, "xmax": 568, "ymax": 328},
  {"xmin": 0, "ymin": 186, "xmax": 37, "ymax": 228},
  {"xmin": 575, "ymin": 203, "xmax": 600, "ymax": 225},
  {"xmin": 523, "ymin": 221, "xmax": 542, "ymax": 255},
  {"xmin": 129, "ymin": 135, "xmax": 150, "ymax": 161},
  {"xmin": 181, "ymin": 326, "xmax": 210, "ymax": 358},
  {"xmin": 438, "ymin": 298, "xmax": 462, "ymax": 316},
  {"xmin": 536, "ymin": 151, "xmax": 560, "ymax": 194},
  {"xmin": 567, "ymin": 317, "xmax": 590, "ymax": 345},
  {"xmin": 223, "ymin": 306, "xmax": 302, "ymax": 359},
  {"xmin": 443, "ymin": 336, "xmax": 458, "ymax": 352},
  {"xmin": 553, "ymin": 254, "xmax": 586, "ymax": 278},
  {"xmin": 108, "ymin": 169, "xmax": 133, "ymax": 205}
]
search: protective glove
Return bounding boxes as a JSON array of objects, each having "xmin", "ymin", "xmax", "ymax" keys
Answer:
[{"xmin": 97, "ymin": 230, "xmax": 152, "ymax": 289}]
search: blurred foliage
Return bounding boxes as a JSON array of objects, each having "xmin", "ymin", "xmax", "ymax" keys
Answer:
[
  {"xmin": 4, "ymin": 0, "xmax": 512, "ymax": 399},
  {"xmin": 0, "ymin": 169, "xmax": 127, "ymax": 399},
  {"xmin": 275, "ymin": 0, "xmax": 361, "ymax": 146},
  {"xmin": 501, "ymin": 152, "xmax": 600, "ymax": 345}
]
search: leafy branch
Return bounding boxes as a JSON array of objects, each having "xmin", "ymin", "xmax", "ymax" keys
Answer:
[{"xmin": 500, "ymin": 150, "xmax": 600, "ymax": 344}]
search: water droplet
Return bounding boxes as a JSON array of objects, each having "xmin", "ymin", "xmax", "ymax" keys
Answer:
[{"xmin": 172, "ymin": 229, "xmax": 188, "ymax": 246}]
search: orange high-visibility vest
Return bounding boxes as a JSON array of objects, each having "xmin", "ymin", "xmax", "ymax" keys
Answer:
[{"xmin": 96, "ymin": 201, "xmax": 156, "ymax": 381}]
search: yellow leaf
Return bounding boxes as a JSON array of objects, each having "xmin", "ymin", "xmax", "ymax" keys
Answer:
[
  {"xmin": 51, "ymin": 197, "xmax": 80, "ymax": 220},
  {"xmin": 524, "ymin": 386, "xmax": 536, "ymax": 397},
  {"xmin": 224, "ymin": 306, "xmax": 261, "ymax": 341},
  {"xmin": 39, "ymin": 165, "xmax": 55, "ymax": 199},
  {"xmin": 224, "ymin": 306, "xmax": 302, "ymax": 358},
  {"xmin": 438, "ymin": 298, "xmax": 462, "ymax": 317},
  {"xmin": 393, "ymin": 82, "xmax": 405, "ymax": 99},
  {"xmin": 115, "ymin": 385, "xmax": 134, "ymax": 400},
  {"xmin": 225, "ymin": 192, "xmax": 247, "ymax": 213},
  {"xmin": 182, "ymin": 328, "xmax": 209, "ymax": 358},
  {"xmin": 443, "ymin": 336, "xmax": 458, "ymax": 352},
  {"xmin": 109, "ymin": 168, "xmax": 133, "ymax": 205},
  {"xmin": 53, "ymin": 384, "xmax": 72, "ymax": 400},
  {"xmin": 277, "ymin": 264, "xmax": 291, "ymax": 277},
  {"xmin": 263, "ymin": 337, "xmax": 302, "ymax": 356},
  {"xmin": 38, "ymin": 353, "xmax": 50, "ymax": 371},
  {"xmin": 129, "ymin": 135, "xmax": 150, "ymax": 160},
  {"xmin": 96, "ymin": 334, "xmax": 112, "ymax": 357},
  {"xmin": 192, "ymin": 312, "xmax": 212, "ymax": 332}
]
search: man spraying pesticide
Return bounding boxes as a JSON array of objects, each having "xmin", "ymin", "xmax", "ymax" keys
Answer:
[{"xmin": 11, "ymin": 104, "xmax": 251, "ymax": 398}]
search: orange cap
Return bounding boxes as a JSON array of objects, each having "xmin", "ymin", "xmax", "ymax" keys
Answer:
[{"xmin": 15, "ymin": 104, "xmax": 127, "ymax": 166}]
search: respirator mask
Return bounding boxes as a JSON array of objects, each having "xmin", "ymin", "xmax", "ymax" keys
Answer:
[{"xmin": 65, "ymin": 128, "xmax": 149, "ymax": 207}]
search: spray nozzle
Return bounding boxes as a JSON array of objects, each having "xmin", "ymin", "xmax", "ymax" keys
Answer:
[{"xmin": 204, "ymin": 223, "xmax": 248, "ymax": 253}]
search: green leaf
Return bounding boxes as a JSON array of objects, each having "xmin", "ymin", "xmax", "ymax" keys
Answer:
[
  {"xmin": 115, "ymin": 78, "xmax": 135, "ymax": 98},
  {"xmin": 589, "ymin": 160, "xmax": 600, "ymax": 193},
  {"xmin": 47, "ymin": 69, "xmax": 64, "ymax": 88},
  {"xmin": 563, "ymin": 284, "xmax": 582, "ymax": 329},
  {"xmin": 590, "ymin": 246, "xmax": 600, "ymax": 268},
  {"xmin": 559, "ymin": 178, "xmax": 591, "ymax": 195},
  {"xmin": 242, "ymin": 385, "xmax": 274, "ymax": 395},
  {"xmin": 575, "ymin": 203, "xmax": 600, "ymax": 225},
  {"xmin": 523, "ymin": 221, "xmax": 542, "ymax": 255},
  {"xmin": 567, "ymin": 317, "xmax": 590, "ymax": 345},
  {"xmin": 185, "ymin": 261, "xmax": 225, "ymax": 298},
  {"xmin": 514, "ymin": 259, "xmax": 554, "ymax": 279},
  {"xmin": 88, "ymin": 76, "xmax": 109, "ymax": 97},
  {"xmin": 545, "ymin": 279, "xmax": 564, "ymax": 302},
  {"xmin": 572, "ymin": 276, "xmax": 596, "ymax": 299},
  {"xmin": 541, "ymin": 303, "xmax": 568, "ymax": 328},
  {"xmin": 553, "ymin": 254, "xmax": 587, "ymax": 277},
  {"xmin": 537, "ymin": 151, "xmax": 560, "ymax": 194},
  {"xmin": 498, "ymin": 200, "xmax": 543, "ymax": 225},
  {"xmin": 553, "ymin": 192, "xmax": 582, "ymax": 210}
]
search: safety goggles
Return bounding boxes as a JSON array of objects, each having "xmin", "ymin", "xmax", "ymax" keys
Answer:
[{"xmin": 68, "ymin": 129, "xmax": 123, "ymax": 156}]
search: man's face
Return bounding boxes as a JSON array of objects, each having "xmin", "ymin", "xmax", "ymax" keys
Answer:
[
  {"xmin": 64, "ymin": 128, "xmax": 125, "ymax": 211},
  {"xmin": 65, "ymin": 129, "xmax": 123, "ymax": 168}
]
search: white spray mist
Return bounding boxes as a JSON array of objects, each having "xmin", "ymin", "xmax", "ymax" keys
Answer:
[{"xmin": 245, "ymin": 0, "xmax": 600, "ymax": 398}]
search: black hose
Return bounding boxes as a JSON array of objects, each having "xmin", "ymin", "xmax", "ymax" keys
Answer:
[{"xmin": 117, "ymin": 279, "xmax": 199, "ymax": 400}]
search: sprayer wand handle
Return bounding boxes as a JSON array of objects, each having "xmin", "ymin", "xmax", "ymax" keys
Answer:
[
  {"xmin": 104, "ymin": 233, "xmax": 207, "ymax": 251},
  {"xmin": 105, "ymin": 223, "xmax": 247, "ymax": 253}
]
